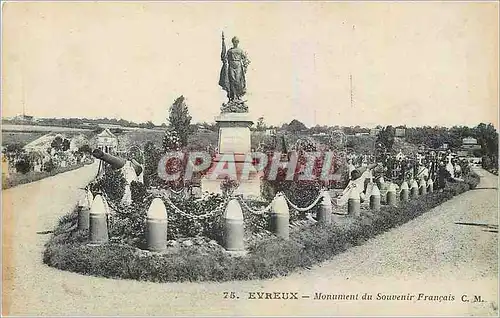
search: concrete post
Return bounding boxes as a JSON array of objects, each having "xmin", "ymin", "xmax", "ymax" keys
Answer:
[
  {"xmin": 379, "ymin": 176, "xmax": 387, "ymax": 203},
  {"xmin": 223, "ymin": 199, "xmax": 245, "ymax": 251},
  {"xmin": 89, "ymin": 194, "xmax": 109, "ymax": 244},
  {"xmin": 369, "ymin": 184, "xmax": 381, "ymax": 211},
  {"xmin": 427, "ymin": 178, "xmax": 434, "ymax": 193},
  {"xmin": 317, "ymin": 190, "xmax": 332, "ymax": 224},
  {"xmin": 386, "ymin": 182, "xmax": 397, "ymax": 206},
  {"xmin": 400, "ymin": 181, "xmax": 409, "ymax": 202},
  {"xmin": 419, "ymin": 178, "xmax": 427, "ymax": 195},
  {"xmin": 270, "ymin": 194, "xmax": 290, "ymax": 240},
  {"xmin": 77, "ymin": 190, "xmax": 93, "ymax": 231},
  {"xmin": 348, "ymin": 186, "xmax": 361, "ymax": 217},
  {"xmin": 410, "ymin": 179, "xmax": 419, "ymax": 199},
  {"xmin": 146, "ymin": 198, "xmax": 168, "ymax": 252}
]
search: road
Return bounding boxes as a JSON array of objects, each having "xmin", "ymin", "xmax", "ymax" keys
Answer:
[{"xmin": 2, "ymin": 164, "xmax": 498, "ymax": 316}]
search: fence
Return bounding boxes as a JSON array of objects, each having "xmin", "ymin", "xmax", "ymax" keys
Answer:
[{"xmin": 78, "ymin": 175, "xmax": 436, "ymax": 253}]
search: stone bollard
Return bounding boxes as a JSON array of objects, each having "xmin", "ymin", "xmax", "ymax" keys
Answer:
[
  {"xmin": 317, "ymin": 190, "xmax": 332, "ymax": 224},
  {"xmin": 419, "ymin": 178, "xmax": 427, "ymax": 195},
  {"xmin": 89, "ymin": 194, "xmax": 109, "ymax": 244},
  {"xmin": 400, "ymin": 181, "xmax": 409, "ymax": 202},
  {"xmin": 348, "ymin": 186, "xmax": 361, "ymax": 217},
  {"xmin": 379, "ymin": 177, "xmax": 387, "ymax": 203},
  {"xmin": 410, "ymin": 179, "xmax": 419, "ymax": 199},
  {"xmin": 223, "ymin": 199, "xmax": 245, "ymax": 251},
  {"xmin": 270, "ymin": 194, "xmax": 290, "ymax": 240},
  {"xmin": 427, "ymin": 178, "xmax": 434, "ymax": 193},
  {"xmin": 146, "ymin": 198, "xmax": 168, "ymax": 252},
  {"xmin": 369, "ymin": 184, "xmax": 381, "ymax": 211},
  {"xmin": 78, "ymin": 190, "xmax": 93, "ymax": 230},
  {"xmin": 386, "ymin": 183, "xmax": 397, "ymax": 206}
]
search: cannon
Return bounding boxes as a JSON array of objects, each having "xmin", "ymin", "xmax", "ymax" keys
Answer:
[
  {"xmin": 130, "ymin": 158, "xmax": 143, "ymax": 177},
  {"xmin": 93, "ymin": 148, "xmax": 144, "ymax": 206},
  {"xmin": 92, "ymin": 149, "xmax": 143, "ymax": 177},
  {"xmin": 92, "ymin": 149, "xmax": 126, "ymax": 170}
]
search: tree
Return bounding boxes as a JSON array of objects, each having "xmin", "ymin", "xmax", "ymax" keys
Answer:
[
  {"xmin": 377, "ymin": 125, "xmax": 395, "ymax": 152},
  {"xmin": 62, "ymin": 138, "xmax": 71, "ymax": 151},
  {"xmin": 5, "ymin": 143, "xmax": 24, "ymax": 154},
  {"xmin": 143, "ymin": 142, "xmax": 164, "ymax": 188},
  {"xmin": 167, "ymin": 96, "xmax": 192, "ymax": 147},
  {"xmin": 162, "ymin": 129, "xmax": 181, "ymax": 152},
  {"xmin": 256, "ymin": 116, "xmax": 266, "ymax": 131},
  {"xmin": 77, "ymin": 144, "xmax": 92, "ymax": 154},
  {"xmin": 15, "ymin": 154, "xmax": 32, "ymax": 174},
  {"xmin": 287, "ymin": 119, "xmax": 308, "ymax": 133},
  {"xmin": 51, "ymin": 136, "xmax": 64, "ymax": 151}
]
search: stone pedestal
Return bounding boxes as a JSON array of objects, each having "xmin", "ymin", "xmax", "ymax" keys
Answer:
[
  {"xmin": 201, "ymin": 112, "xmax": 263, "ymax": 198},
  {"xmin": 216, "ymin": 112, "xmax": 253, "ymax": 153}
]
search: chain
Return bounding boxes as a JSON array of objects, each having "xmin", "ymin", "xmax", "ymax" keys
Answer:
[
  {"xmin": 169, "ymin": 188, "xmax": 185, "ymax": 195},
  {"xmin": 237, "ymin": 196, "xmax": 273, "ymax": 215},
  {"xmin": 160, "ymin": 193, "xmax": 227, "ymax": 220},
  {"xmin": 283, "ymin": 192, "xmax": 323, "ymax": 212}
]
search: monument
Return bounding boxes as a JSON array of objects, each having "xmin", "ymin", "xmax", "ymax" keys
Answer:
[{"xmin": 201, "ymin": 33, "xmax": 263, "ymax": 197}]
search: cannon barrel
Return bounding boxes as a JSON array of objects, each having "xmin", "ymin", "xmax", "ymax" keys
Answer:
[
  {"xmin": 351, "ymin": 163, "xmax": 381, "ymax": 181},
  {"xmin": 130, "ymin": 159, "xmax": 143, "ymax": 176},
  {"xmin": 92, "ymin": 149, "xmax": 126, "ymax": 170}
]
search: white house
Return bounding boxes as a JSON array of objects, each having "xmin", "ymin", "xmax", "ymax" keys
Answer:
[{"xmin": 96, "ymin": 128, "xmax": 118, "ymax": 154}]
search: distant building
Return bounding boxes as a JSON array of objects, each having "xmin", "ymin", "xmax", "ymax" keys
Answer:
[
  {"xmin": 355, "ymin": 132, "xmax": 369, "ymax": 136},
  {"xmin": 370, "ymin": 129, "xmax": 381, "ymax": 137},
  {"xmin": 459, "ymin": 137, "xmax": 481, "ymax": 157},
  {"xmin": 395, "ymin": 128, "xmax": 406, "ymax": 138},
  {"xmin": 264, "ymin": 128, "xmax": 277, "ymax": 136},
  {"xmin": 462, "ymin": 137, "xmax": 479, "ymax": 146},
  {"xmin": 14, "ymin": 114, "xmax": 34, "ymax": 122},
  {"xmin": 96, "ymin": 128, "xmax": 118, "ymax": 154}
]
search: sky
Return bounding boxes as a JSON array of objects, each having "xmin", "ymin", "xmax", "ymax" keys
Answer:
[{"xmin": 2, "ymin": 1, "xmax": 498, "ymax": 128}]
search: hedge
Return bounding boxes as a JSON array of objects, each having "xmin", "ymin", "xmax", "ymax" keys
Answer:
[
  {"xmin": 43, "ymin": 173, "xmax": 480, "ymax": 282},
  {"xmin": 2, "ymin": 163, "xmax": 86, "ymax": 189}
]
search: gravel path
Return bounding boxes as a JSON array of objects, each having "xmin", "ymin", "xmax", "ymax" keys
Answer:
[{"xmin": 2, "ymin": 165, "xmax": 498, "ymax": 316}]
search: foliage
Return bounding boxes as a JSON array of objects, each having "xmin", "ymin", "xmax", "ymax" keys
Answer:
[
  {"xmin": 376, "ymin": 125, "xmax": 395, "ymax": 153},
  {"xmin": 44, "ymin": 174, "xmax": 478, "ymax": 282},
  {"xmin": 143, "ymin": 142, "xmax": 164, "ymax": 188},
  {"xmin": 168, "ymin": 95, "xmax": 192, "ymax": 147},
  {"xmin": 162, "ymin": 129, "xmax": 181, "ymax": 152},
  {"xmin": 51, "ymin": 136, "xmax": 71, "ymax": 152},
  {"xmin": 108, "ymin": 201, "xmax": 148, "ymax": 248},
  {"xmin": 130, "ymin": 181, "xmax": 148, "ymax": 204},
  {"xmin": 77, "ymin": 144, "xmax": 92, "ymax": 154},
  {"xmin": 220, "ymin": 177, "xmax": 239, "ymax": 196},
  {"xmin": 4, "ymin": 143, "xmax": 24, "ymax": 154},
  {"xmin": 14, "ymin": 155, "xmax": 32, "ymax": 174},
  {"xmin": 255, "ymin": 116, "xmax": 266, "ymax": 131},
  {"xmin": 43, "ymin": 159, "xmax": 56, "ymax": 172},
  {"xmin": 2, "ymin": 163, "xmax": 84, "ymax": 189},
  {"xmin": 286, "ymin": 119, "xmax": 308, "ymax": 133},
  {"xmin": 165, "ymin": 193, "xmax": 226, "ymax": 242},
  {"xmin": 261, "ymin": 144, "xmax": 329, "ymax": 219},
  {"xmin": 91, "ymin": 168, "xmax": 127, "ymax": 204}
]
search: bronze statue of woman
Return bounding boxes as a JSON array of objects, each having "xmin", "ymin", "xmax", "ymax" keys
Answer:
[{"xmin": 219, "ymin": 32, "xmax": 250, "ymax": 103}]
